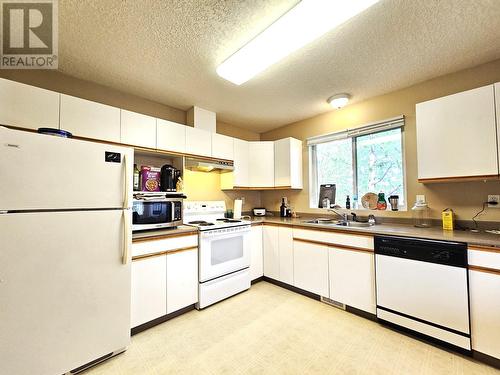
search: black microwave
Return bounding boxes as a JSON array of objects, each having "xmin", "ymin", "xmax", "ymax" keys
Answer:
[{"xmin": 132, "ymin": 193, "xmax": 185, "ymax": 231}]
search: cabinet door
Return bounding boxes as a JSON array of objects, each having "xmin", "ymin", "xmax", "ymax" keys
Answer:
[
  {"xmin": 278, "ymin": 226, "xmax": 294, "ymax": 285},
  {"xmin": 495, "ymin": 82, "xmax": 500, "ymax": 172},
  {"xmin": 120, "ymin": 110, "xmax": 156, "ymax": 148},
  {"xmin": 156, "ymin": 119, "xmax": 186, "ymax": 153},
  {"xmin": 0, "ymin": 78, "xmax": 59, "ymax": 130},
  {"xmin": 166, "ymin": 249, "xmax": 198, "ymax": 314},
  {"xmin": 293, "ymin": 240, "xmax": 329, "ymax": 296},
  {"xmin": 250, "ymin": 226, "xmax": 263, "ymax": 280},
  {"xmin": 212, "ymin": 133, "xmax": 234, "ymax": 160},
  {"xmin": 263, "ymin": 225, "xmax": 279, "ymax": 280},
  {"xmin": 329, "ymin": 248, "xmax": 376, "ymax": 313},
  {"xmin": 233, "ymin": 138, "xmax": 249, "ymax": 187},
  {"xmin": 469, "ymin": 269, "xmax": 500, "ymax": 359},
  {"xmin": 249, "ymin": 141, "xmax": 275, "ymax": 187},
  {"xmin": 274, "ymin": 138, "xmax": 303, "ymax": 189},
  {"xmin": 131, "ymin": 255, "xmax": 167, "ymax": 328},
  {"xmin": 60, "ymin": 94, "xmax": 120, "ymax": 142},
  {"xmin": 416, "ymin": 85, "xmax": 498, "ymax": 179},
  {"xmin": 185, "ymin": 127, "xmax": 212, "ymax": 157}
]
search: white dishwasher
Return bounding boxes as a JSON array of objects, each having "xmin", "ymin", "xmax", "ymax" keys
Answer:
[{"xmin": 375, "ymin": 236, "xmax": 471, "ymax": 352}]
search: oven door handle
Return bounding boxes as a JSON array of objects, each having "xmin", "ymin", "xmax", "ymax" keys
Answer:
[{"xmin": 200, "ymin": 229, "xmax": 251, "ymax": 240}]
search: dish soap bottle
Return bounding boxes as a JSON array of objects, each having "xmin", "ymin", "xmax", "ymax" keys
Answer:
[
  {"xmin": 376, "ymin": 192, "xmax": 387, "ymax": 210},
  {"xmin": 345, "ymin": 195, "xmax": 351, "ymax": 209}
]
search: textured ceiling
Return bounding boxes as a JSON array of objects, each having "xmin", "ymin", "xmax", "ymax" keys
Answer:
[{"xmin": 59, "ymin": 0, "xmax": 500, "ymax": 132}]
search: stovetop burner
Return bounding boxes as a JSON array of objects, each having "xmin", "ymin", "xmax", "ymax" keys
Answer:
[
  {"xmin": 216, "ymin": 219, "xmax": 242, "ymax": 223},
  {"xmin": 198, "ymin": 222, "xmax": 215, "ymax": 226},
  {"xmin": 188, "ymin": 220, "xmax": 209, "ymax": 224}
]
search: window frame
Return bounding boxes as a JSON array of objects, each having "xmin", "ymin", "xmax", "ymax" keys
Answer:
[{"xmin": 308, "ymin": 119, "xmax": 407, "ymax": 211}]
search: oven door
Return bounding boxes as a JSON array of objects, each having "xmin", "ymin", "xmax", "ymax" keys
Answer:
[{"xmin": 199, "ymin": 226, "xmax": 251, "ymax": 282}]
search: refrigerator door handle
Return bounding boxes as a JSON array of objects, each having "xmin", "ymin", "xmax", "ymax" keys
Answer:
[
  {"xmin": 122, "ymin": 210, "xmax": 130, "ymax": 265},
  {"xmin": 123, "ymin": 153, "xmax": 131, "ymax": 210}
]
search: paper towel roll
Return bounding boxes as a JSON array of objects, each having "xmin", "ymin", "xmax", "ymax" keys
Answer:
[{"xmin": 233, "ymin": 199, "xmax": 243, "ymax": 219}]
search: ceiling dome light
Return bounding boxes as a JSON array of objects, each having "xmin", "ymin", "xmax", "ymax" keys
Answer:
[{"xmin": 327, "ymin": 93, "xmax": 351, "ymax": 109}]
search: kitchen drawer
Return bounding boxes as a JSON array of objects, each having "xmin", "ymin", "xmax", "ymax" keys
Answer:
[
  {"xmin": 132, "ymin": 234, "xmax": 198, "ymax": 257},
  {"xmin": 293, "ymin": 228, "xmax": 373, "ymax": 250},
  {"xmin": 468, "ymin": 246, "xmax": 500, "ymax": 270}
]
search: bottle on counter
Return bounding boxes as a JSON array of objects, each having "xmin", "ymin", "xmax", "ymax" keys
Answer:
[
  {"xmin": 352, "ymin": 195, "xmax": 358, "ymax": 210},
  {"xmin": 376, "ymin": 192, "xmax": 387, "ymax": 210},
  {"xmin": 280, "ymin": 197, "xmax": 288, "ymax": 217},
  {"xmin": 133, "ymin": 164, "xmax": 140, "ymax": 191},
  {"xmin": 346, "ymin": 195, "xmax": 351, "ymax": 209}
]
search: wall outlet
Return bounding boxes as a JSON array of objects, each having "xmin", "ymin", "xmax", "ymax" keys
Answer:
[
  {"xmin": 488, "ymin": 195, "xmax": 500, "ymax": 208},
  {"xmin": 416, "ymin": 194, "xmax": 426, "ymax": 203}
]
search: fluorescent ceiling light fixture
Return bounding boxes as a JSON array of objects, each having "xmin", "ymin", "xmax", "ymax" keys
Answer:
[
  {"xmin": 328, "ymin": 93, "xmax": 351, "ymax": 109},
  {"xmin": 216, "ymin": 0, "xmax": 379, "ymax": 85}
]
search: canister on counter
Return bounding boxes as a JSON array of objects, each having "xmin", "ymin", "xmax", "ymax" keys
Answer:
[{"xmin": 442, "ymin": 208, "xmax": 454, "ymax": 230}]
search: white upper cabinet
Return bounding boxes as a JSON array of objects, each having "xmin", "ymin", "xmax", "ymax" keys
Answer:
[
  {"xmin": 233, "ymin": 138, "xmax": 249, "ymax": 187},
  {"xmin": 156, "ymin": 119, "xmax": 186, "ymax": 153},
  {"xmin": 274, "ymin": 137, "xmax": 303, "ymax": 189},
  {"xmin": 496, "ymin": 82, "xmax": 500, "ymax": 172},
  {"xmin": 60, "ymin": 94, "xmax": 120, "ymax": 142},
  {"xmin": 120, "ymin": 110, "xmax": 156, "ymax": 148},
  {"xmin": 212, "ymin": 133, "xmax": 234, "ymax": 160},
  {"xmin": 185, "ymin": 126, "xmax": 212, "ymax": 157},
  {"xmin": 416, "ymin": 84, "xmax": 498, "ymax": 180},
  {"xmin": 0, "ymin": 78, "xmax": 59, "ymax": 130},
  {"xmin": 187, "ymin": 106, "xmax": 216, "ymax": 132},
  {"xmin": 249, "ymin": 141, "xmax": 275, "ymax": 187}
]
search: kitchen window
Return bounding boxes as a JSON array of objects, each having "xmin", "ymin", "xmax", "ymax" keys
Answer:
[{"xmin": 308, "ymin": 116, "xmax": 406, "ymax": 210}]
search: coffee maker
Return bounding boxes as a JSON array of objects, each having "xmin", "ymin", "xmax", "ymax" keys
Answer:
[{"xmin": 160, "ymin": 164, "xmax": 181, "ymax": 192}]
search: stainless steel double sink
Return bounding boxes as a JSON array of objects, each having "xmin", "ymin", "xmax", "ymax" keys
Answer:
[{"xmin": 301, "ymin": 218, "xmax": 373, "ymax": 228}]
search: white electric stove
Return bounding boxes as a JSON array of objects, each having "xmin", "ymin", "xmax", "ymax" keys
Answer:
[{"xmin": 184, "ymin": 201, "xmax": 251, "ymax": 309}]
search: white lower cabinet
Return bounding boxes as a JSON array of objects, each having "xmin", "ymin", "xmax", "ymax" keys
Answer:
[
  {"xmin": 262, "ymin": 224, "xmax": 293, "ymax": 284},
  {"xmin": 166, "ymin": 249, "xmax": 198, "ymax": 314},
  {"xmin": 293, "ymin": 239, "xmax": 329, "ymax": 296},
  {"xmin": 131, "ymin": 254, "xmax": 167, "ymax": 328},
  {"xmin": 469, "ymin": 269, "xmax": 500, "ymax": 359},
  {"xmin": 263, "ymin": 225, "xmax": 280, "ymax": 280},
  {"xmin": 329, "ymin": 248, "xmax": 376, "ymax": 314},
  {"xmin": 278, "ymin": 226, "xmax": 294, "ymax": 285},
  {"xmin": 131, "ymin": 234, "xmax": 198, "ymax": 329},
  {"xmin": 250, "ymin": 225, "xmax": 264, "ymax": 280}
]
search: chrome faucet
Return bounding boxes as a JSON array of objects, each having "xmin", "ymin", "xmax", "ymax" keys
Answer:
[{"xmin": 327, "ymin": 207, "xmax": 348, "ymax": 222}]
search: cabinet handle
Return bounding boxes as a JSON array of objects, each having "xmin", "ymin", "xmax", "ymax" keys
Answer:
[{"xmin": 123, "ymin": 153, "xmax": 130, "ymax": 209}]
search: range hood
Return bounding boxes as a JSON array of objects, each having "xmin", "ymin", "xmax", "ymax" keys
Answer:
[{"xmin": 185, "ymin": 156, "xmax": 234, "ymax": 173}]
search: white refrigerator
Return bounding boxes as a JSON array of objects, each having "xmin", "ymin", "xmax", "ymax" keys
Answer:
[{"xmin": 0, "ymin": 127, "xmax": 133, "ymax": 375}]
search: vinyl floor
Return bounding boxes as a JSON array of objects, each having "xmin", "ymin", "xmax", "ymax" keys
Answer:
[{"xmin": 84, "ymin": 281, "xmax": 499, "ymax": 374}]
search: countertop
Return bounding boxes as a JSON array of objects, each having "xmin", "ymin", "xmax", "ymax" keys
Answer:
[
  {"xmin": 132, "ymin": 225, "xmax": 198, "ymax": 242},
  {"xmin": 249, "ymin": 216, "xmax": 500, "ymax": 248}
]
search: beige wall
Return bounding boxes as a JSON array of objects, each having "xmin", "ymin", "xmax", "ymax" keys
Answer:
[
  {"xmin": 260, "ymin": 59, "xmax": 500, "ymax": 223},
  {"xmin": 183, "ymin": 169, "xmax": 261, "ymax": 212}
]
